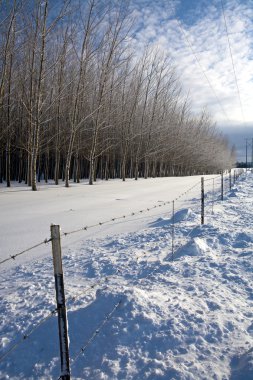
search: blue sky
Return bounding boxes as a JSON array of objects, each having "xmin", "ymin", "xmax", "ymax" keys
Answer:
[{"xmin": 129, "ymin": 0, "xmax": 253, "ymax": 160}]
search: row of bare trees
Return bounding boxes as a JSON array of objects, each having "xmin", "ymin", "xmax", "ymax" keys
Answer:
[{"xmin": 0, "ymin": 0, "xmax": 236, "ymax": 190}]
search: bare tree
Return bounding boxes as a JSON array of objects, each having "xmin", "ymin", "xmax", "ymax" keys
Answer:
[{"xmin": 0, "ymin": 0, "xmax": 235, "ymax": 187}]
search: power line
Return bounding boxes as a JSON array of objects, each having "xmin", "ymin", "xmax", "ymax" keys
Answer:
[
  {"xmin": 169, "ymin": 8, "xmax": 231, "ymax": 122},
  {"xmin": 220, "ymin": 0, "xmax": 245, "ymax": 122}
]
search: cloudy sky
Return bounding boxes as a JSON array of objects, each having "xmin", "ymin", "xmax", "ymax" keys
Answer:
[{"xmin": 130, "ymin": 0, "xmax": 253, "ymax": 161}]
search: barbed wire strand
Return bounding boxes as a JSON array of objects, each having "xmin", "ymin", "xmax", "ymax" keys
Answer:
[
  {"xmin": 66, "ymin": 172, "xmax": 242, "ymax": 298},
  {"xmin": 65, "ymin": 274, "xmax": 120, "ymax": 305},
  {"xmin": 66, "ymin": 181, "xmax": 250, "ymax": 371},
  {"xmin": 0, "ymin": 178, "xmax": 211, "ymax": 352},
  {"xmin": 71, "ymin": 299, "xmax": 122, "ymax": 367},
  {"xmin": 66, "ymin": 257, "xmax": 149, "ymax": 306},
  {"xmin": 0, "ymin": 175, "xmax": 225, "ymax": 269},
  {"xmin": 171, "ymin": 172, "xmax": 242, "ymax": 257},
  {"xmin": 204, "ymin": 174, "xmax": 223, "ymax": 182},
  {"xmin": 0, "ymin": 308, "xmax": 57, "ymax": 363},
  {"xmin": 62, "ymin": 179, "xmax": 202, "ymax": 238},
  {"xmin": 0, "ymin": 172, "xmax": 239, "ymax": 272},
  {"xmin": 63, "ymin": 186, "xmax": 207, "ymax": 300},
  {"xmin": 0, "ymin": 238, "xmax": 52, "ymax": 267},
  {"xmin": 0, "ymin": 170, "xmax": 245, "ymax": 370},
  {"xmin": 147, "ymin": 175, "xmax": 235, "ymax": 265}
]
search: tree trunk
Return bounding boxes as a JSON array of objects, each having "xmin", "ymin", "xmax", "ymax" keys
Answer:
[
  {"xmin": 6, "ymin": 139, "xmax": 11, "ymax": 187},
  {"xmin": 45, "ymin": 149, "xmax": 49, "ymax": 183},
  {"xmin": 89, "ymin": 157, "xmax": 94, "ymax": 185},
  {"xmin": 18, "ymin": 150, "xmax": 23, "ymax": 183},
  {"xmin": 65, "ymin": 131, "xmax": 76, "ymax": 187},
  {"xmin": 31, "ymin": 1, "xmax": 48, "ymax": 191},
  {"xmin": 144, "ymin": 157, "xmax": 149, "ymax": 179},
  {"xmin": 134, "ymin": 157, "xmax": 138, "ymax": 180},
  {"xmin": 54, "ymin": 148, "xmax": 60, "ymax": 185}
]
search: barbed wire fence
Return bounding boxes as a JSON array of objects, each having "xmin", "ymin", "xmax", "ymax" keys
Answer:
[{"xmin": 0, "ymin": 168, "xmax": 246, "ymax": 379}]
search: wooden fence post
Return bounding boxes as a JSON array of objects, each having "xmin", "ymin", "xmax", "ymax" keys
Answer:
[
  {"xmin": 51, "ymin": 224, "xmax": 71, "ymax": 380},
  {"xmin": 229, "ymin": 170, "xmax": 232, "ymax": 191},
  {"xmin": 221, "ymin": 171, "xmax": 224, "ymax": 201},
  {"xmin": 171, "ymin": 200, "xmax": 175, "ymax": 261},
  {"xmin": 212, "ymin": 178, "xmax": 214, "ymax": 215},
  {"xmin": 201, "ymin": 177, "xmax": 204, "ymax": 224}
]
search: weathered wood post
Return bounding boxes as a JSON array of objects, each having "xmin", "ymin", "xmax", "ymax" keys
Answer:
[
  {"xmin": 201, "ymin": 177, "xmax": 204, "ymax": 224},
  {"xmin": 221, "ymin": 171, "xmax": 224, "ymax": 201},
  {"xmin": 171, "ymin": 200, "xmax": 175, "ymax": 261},
  {"xmin": 229, "ymin": 170, "xmax": 232, "ymax": 191},
  {"xmin": 212, "ymin": 178, "xmax": 214, "ymax": 215},
  {"xmin": 51, "ymin": 224, "xmax": 71, "ymax": 380}
]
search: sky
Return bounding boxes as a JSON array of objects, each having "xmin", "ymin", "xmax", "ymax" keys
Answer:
[{"xmin": 129, "ymin": 0, "xmax": 253, "ymax": 161}]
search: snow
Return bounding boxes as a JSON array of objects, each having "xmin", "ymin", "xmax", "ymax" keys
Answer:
[
  {"xmin": 0, "ymin": 175, "xmax": 219, "ymax": 268},
  {"xmin": 1, "ymin": 172, "xmax": 253, "ymax": 379}
]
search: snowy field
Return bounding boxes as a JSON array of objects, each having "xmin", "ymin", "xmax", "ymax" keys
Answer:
[
  {"xmin": 1, "ymin": 172, "xmax": 253, "ymax": 379},
  {"xmin": 0, "ymin": 175, "xmax": 221, "ymax": 268}
]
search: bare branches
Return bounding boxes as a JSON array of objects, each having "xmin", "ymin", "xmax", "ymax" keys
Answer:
[{"xmin": 0, "ymin": 0, "xmax": 234, "ymax": 187}]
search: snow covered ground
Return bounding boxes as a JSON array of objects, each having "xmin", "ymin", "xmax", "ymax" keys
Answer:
[
  {"xmin": 1, "ymin": 171, "xmax": 253, "ymax": 380},
  {"xmin": 0, "ymin": 174, "xmax": 222, "ymax": 268}
]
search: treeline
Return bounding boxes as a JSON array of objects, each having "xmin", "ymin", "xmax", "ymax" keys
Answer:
[
  {"xmin": 236, "ymin": 162, "xmax": 251, "ymax": 168},
  {"xmin": 0, "ymin": 0, "xmax": 236, "ymax": 190}
]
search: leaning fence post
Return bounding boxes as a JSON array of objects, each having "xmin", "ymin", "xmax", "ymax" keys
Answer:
[
  {"xmin": 51, "ymin": 224, "xmax": 71, "ymax": 380},
  {"xmin": 201, "ymin": 177, "xmax": 204, "ymax": 224},
  {"xmin": 221, "ymin": 171, "xmax": 224, "ymax": 201},
  {"xmin": 171, "ymin": 200, "xmax": 175, "ymax": 261}
]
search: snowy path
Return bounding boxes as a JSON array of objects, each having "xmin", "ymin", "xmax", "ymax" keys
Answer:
[{"xmin": 1, "ymin": 172, "xmax": 253, "ymax": 379}]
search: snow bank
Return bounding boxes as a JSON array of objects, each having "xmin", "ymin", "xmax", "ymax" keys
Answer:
[{"xmin": 1, "ymin": 172, "xmax": 253, "ymax": 379}]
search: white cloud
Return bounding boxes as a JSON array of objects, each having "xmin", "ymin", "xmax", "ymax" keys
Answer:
[{"xmin": 129, "ymin": 0, "xmax": 253, "ymax": 130}]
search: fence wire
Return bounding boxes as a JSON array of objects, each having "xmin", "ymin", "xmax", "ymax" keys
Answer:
[
  {"xmin": 0, "ymin": 170, "xmax": 245, "ymax": 376},
  {"xmin": 0, "ymin": 178, "xmax": 205, "ymax": 269},
  {"xmin": 1, "ymin": 173, "xmax": 234, "ymax": 270},
  {"xmin": 0, "ymin": 238, "xmax": 52, "ymax": 267},
  {"xmin": 67, "ymin": 168, "xmax": 244, "ymax": 375},
  {"xmin": 63, "ymin": 170, "xmax": 244, "ymax": 306},
  {"xmin": 62, "ymin": 179, "xmax": 201, "ymax": 237},
  {"xmin": 0, "ymin": 308, "xmax": 57, "ymax": 363},
  {"xmin": 71, "ymin": 299, "xmax": 122, "ymax": 367}
]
